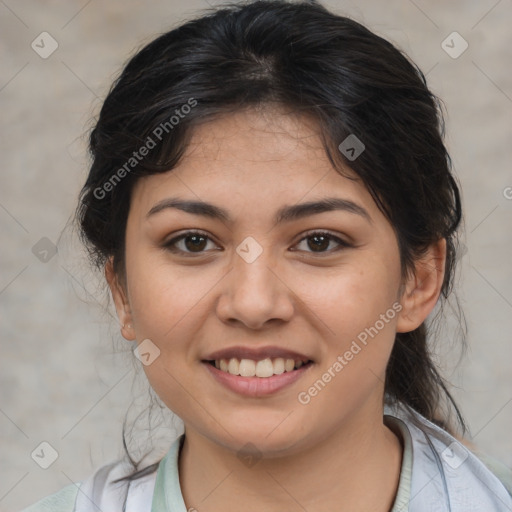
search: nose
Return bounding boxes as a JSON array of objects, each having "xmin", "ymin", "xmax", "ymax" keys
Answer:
[{"xmin": 215, "ymin": 245, "xmax": 295, "ymax": 330}]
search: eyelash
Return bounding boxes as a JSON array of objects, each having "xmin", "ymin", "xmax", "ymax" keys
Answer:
[{"xmin": 163, "ymin": 230, "xmax": 351, "ymax": 256}]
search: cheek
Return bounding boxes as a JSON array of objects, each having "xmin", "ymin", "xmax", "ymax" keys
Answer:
[
  {"xmin": 126, "ymin": 256, "xmax": 212, "ymax": 416},
  {"xmin": 304, "ymin": 255, "xmax": 401, "ymax": 340},
  {"xmin": 302, "ymin": 256, "xmax": 401, "ymax": 404},
  {"xmin": 294, "ymin": 269, "xmax": 400, "ymax": 423},
  {"xmin": 126, "ymin": 251, "xmax": 211, "ymax": 339}
]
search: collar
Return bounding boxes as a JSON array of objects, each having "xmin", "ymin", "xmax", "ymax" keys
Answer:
[{"xmin": 145, "ymin": 406, "xmax": 512, "ymax": 511}]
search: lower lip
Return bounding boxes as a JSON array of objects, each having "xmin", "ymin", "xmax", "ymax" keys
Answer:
[{"xmin": 203, "ymin": 362, "xmax": 313, "ymax": 397}]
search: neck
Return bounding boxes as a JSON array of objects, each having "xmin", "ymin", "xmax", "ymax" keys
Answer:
[{"xmin": 178, "ymin": 405, "xmax": 403, "ymax": 512}]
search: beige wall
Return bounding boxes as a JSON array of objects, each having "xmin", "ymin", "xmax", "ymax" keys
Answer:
[{"xmin": 1, "ymin": 1, "xmax": 511, "ymax": 510}]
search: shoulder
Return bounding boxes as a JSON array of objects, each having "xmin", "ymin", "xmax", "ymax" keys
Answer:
[
  {"xmin": 74, "ymin": 458, "xmax": 158, "ymax": 511},
  {"xmin": 20, "ymin": 483, "xmax": 80, "ymax": 512},
  {"xmin": 19, "ymin": 457, "xmax": 158, "ymax": 512},
  {"xmin": 385, "ymin": 403, "xmax": 512, "ymax": 510},
  {"xmin": 471, "ymin": 450, "xmax": 512, "ymax": 497}
]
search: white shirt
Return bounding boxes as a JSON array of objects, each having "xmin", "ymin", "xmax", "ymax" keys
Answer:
[{"xmin": 22, "ymin": 404, "xmax": 512, "ymax": 511}]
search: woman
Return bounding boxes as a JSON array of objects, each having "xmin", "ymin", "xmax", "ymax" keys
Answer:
[{"xmin": 23, "ymin": 0, "xmax": 512, "ymax": 510}]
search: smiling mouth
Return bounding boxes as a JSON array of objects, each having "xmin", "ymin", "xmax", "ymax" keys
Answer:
[{"xmin": 203, "ymin": 357, "xmax": 313, "ymax": 378}]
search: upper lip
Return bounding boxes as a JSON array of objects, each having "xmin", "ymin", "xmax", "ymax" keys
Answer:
[{"xmin": 204, "ymin": 346, "xmax": 312, "ymax": 363}]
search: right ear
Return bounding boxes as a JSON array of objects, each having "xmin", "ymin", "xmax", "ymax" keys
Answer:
[{"xmin": 105, "ymin": 257, "xmax": 136, "ymax": 341}]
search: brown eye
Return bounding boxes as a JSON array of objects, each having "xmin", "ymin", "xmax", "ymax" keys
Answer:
[
  {"xmin": 163, "ymin": 230, "xmax": 350, "ymax": 256},
  {"xmin": 164, "ymin": 231, "xmax": 217, "ymax": 254},
  {"xmin": 183, "ymin": 234, "xmax": 208, "ymax": 252},
  {"xmin": 294, "ymin": 231, "xmax": 350, "ymax": 254},
  {"xmin": 307, "ymin": 234, "xmax": 330, "ymax": 252}
]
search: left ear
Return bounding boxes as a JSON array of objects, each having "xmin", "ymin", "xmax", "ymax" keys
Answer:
[{"xmin": 396, "ymin": 238, "xmax": 446, "ymax": 333}]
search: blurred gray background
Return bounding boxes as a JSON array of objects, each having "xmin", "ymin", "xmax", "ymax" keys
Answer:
[{"xmin": 1, "ymin": 0, "xmax": 511, "ymax": 510}]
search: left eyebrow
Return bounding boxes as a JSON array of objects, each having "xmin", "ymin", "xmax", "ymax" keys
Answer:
[{"xmin": 146, "ymin": 196, "xmax": 372, "ymax": 225}]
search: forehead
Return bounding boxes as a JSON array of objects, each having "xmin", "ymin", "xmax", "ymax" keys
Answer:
[
  {"xmin": 130, "ymin": 107, "xmax": 376, "ymax": 219},
  {"xmin": 186, "ymin": 106, "xmax": 326, "ymax": 164}
]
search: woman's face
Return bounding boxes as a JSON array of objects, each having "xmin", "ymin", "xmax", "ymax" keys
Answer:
[{"xmin": 111, "ymin": 107, "xmax": 410, "ymax": 456}]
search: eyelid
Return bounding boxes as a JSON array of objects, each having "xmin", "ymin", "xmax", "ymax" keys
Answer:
[
  {"xmin": 165, "ymin": 228, "xmax": 212, "ymax": 242},
  {"xmin": 298, "ymin": 229, "xmax": 350, "ymax": 244}
]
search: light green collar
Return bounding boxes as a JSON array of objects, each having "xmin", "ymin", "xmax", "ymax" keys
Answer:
[{"xmin": 151, "ymin": 435, "xmax": 187, "ymax": 512}]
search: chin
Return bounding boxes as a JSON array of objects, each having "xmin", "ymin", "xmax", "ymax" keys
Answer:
[{"xmin": 205, "ymin": 419, "xmax": 309, "ymax": 459}]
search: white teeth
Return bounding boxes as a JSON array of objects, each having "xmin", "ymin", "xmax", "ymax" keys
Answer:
[
  {"xmin": 239, "ymin": 359, "xmax": 256, "ymax": 377},
  {"xmin": 213, "ymin": 357, "xmax": 309, "ymax": 377},
  {"xmin": 255, "ymin": 358, "xmax": 274, "ymax": 378},
  {"xmin": 228, "ymin": 358, "xmax": 239, "ymax": 375},
  {"xmin": 273, "ymin": 357, "xmax": 285, "ymax": 375}
]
